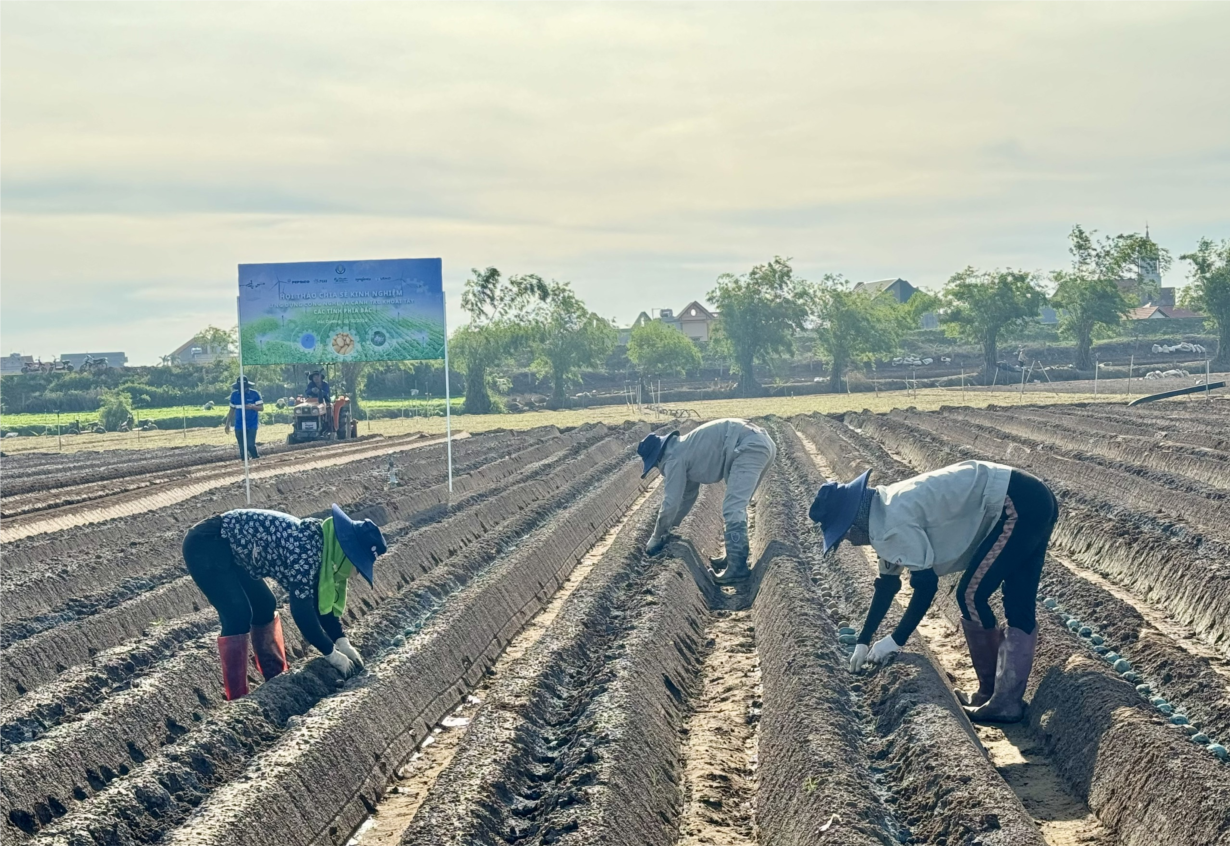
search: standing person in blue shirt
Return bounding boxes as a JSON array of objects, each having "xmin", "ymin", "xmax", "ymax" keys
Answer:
[{"xmin": 225, "ymin": 376, "xmax": 263, "ymax": 459}]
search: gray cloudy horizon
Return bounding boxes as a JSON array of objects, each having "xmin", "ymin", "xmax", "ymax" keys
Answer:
[{"xmin": 2, "ymin": 2, "xmax": 1228, "ymax": 364}]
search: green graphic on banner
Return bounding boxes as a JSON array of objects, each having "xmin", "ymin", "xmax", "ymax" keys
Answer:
[{"xmin": 237, "ymin": 258, "xmax": 445, "ymax": 364}]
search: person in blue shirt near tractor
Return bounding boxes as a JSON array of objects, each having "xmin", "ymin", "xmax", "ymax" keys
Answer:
[{"xmin": 225, "ymin": 376, "xmax": 263, "ymax": 460}]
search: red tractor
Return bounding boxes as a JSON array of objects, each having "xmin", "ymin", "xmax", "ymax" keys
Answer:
[{"xmin": 287, "ymin": 395, "xmax": 357, "ymax": 444}]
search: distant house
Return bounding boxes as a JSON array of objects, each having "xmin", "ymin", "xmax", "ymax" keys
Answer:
[
  {"xmin": 166, "ymin": 336, "xmax": 234, "ymax": 365},
  {"xmin": 620, "ymin": 303, "xmax": 718, "ymax": 345},
  {"xmin": 853, "ymin": 278, "xmax": 918, "ymax": 305},
  {"xmin": 1129, "ymin": 305, "xmax": 1204, "ymax": 320},
  {"xmin": 1, "ymin": 353, "xmax": 34, "ymax": 377},
  {"xmin": 618, "ymin": 312, "xmax": 654, "ymax": 345},
  {"xmin": 854, "ymin": 277, "xmax": 938, "ymax": 328},
  {"xmin": 675, "ymin": 301, "xmax": 718, "ymax": 342},
  {"xmin": 61, "ymin": 351, "xmax": 128, "ymax": 369}
]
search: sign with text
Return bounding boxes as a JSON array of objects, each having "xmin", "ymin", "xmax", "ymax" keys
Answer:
[{"xmin": 238, "ymin": 258, "xmax": 444, "ymax": 364}]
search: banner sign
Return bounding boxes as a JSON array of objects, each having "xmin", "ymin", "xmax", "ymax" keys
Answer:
[{"xmin": 237, "ymin": 258, "xmax": 445, "ymax": 364}]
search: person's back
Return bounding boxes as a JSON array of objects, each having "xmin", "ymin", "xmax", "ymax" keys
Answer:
[{"xmin": 669, "ymin": 418, "xmax": 754, "ymax": 485}]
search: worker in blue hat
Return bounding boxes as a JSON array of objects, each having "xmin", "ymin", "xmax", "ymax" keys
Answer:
[
  {"xmin": 181, "ymin": 503, "xmax": 388, "ymax": 700},
  {"xmin": 810, "ymin": 461, "xmax": 1057, "ymax": 723},
  {"xmin": 636, "ymin": 418, "xmax": 777, "ymax": 582}
]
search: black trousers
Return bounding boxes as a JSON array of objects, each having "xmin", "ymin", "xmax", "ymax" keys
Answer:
[
  {"xmin": 234, "ymin": 426, "xmax": 259, "ymax": 460},
  {"xmin": 183, "ymin": 515, "xmax": 277, "ymax": 636},
  {"xmin": 956, "ymin": 470, "xmax": 1058, "ymax": 634}
]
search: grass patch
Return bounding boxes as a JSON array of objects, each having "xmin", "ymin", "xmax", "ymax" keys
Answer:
[{"xmin": 0, "ymin": 388, "xmax": 1131, "ymax": 455}]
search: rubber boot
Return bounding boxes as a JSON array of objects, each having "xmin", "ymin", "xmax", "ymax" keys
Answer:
[
  {"xmin": 966, "ymin": 626, "xmax": 1037, "ymax": 724},
  {"xmin": 956, "ymin": 619, "xmax": 1003, "ymax": 707},
  {"xmin": 251, "ymin": 613, "xmax": 289, "ymax": 681},
  {"xmin": 217, "ymin": 633, "xmax": 251, "ymax": 701},
  {"xmin": 712, "ymin": 522, "xmax": 751, "ymax": 584}
]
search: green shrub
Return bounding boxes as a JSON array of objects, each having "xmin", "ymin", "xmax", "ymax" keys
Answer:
[{"xmin": 98, "ymin": 392, "xmax": 133, "ymax": 431}]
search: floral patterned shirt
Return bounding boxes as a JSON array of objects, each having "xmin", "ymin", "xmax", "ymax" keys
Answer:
[{"xmin": 220, "ymin": 509, "xmax": 324, "ymax": 601}]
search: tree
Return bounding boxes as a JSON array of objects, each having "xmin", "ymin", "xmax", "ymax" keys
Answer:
[
  {"xmin": 451, "ymin": 267, "xmax": 549, "ymax": 414},
  {"xmin": 1180, "ymin": 237, "xmax": 1230, "ymax": 366},
  {"xmin": 1049, "ymin": 226, "xmax": 1141, "ymax": 370},
  {"xmin": 814, "ymin": 276, "xmax": 910, "ymax": 391},
  {"xmin": 1111, "ymin": 231, "xmax": 1172, "ymax": 306},
  {"xmin": 98, "ymin": 390, "xmax": 133, "ymax": 431},
  {"xmin": 941, "ymin": 268, "xmax": 1047, "ymax": 384},
  {"xmin": 336, "ymin": 362, "xmax": 367, "ymax": 414},
  {"xmin": 627, "ymin": 319, "xmax": 702, "ymax": 393},
  {"xmin": 708, "ymin": 257, "xmax": 814, "ymax": 396},
  {"xmin": 195, "ymin": 325, "xmax": 237, "ymax": 355},
  {"xmin": 530, "ymin": 283, "xmax": 617, "ymax": 407}
]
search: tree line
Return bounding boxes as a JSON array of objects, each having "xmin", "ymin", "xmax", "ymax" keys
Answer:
[{"xmin": 3, "ymin": 227, "xmax": 1226, "ymax": 418}]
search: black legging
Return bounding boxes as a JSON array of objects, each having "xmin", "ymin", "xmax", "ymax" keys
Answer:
[
  {"xmin": 183, "ymin": 515, "xmax": 276, "ymax": 636},
  {"xmin": 956, "ymin": 470, "xmax": 1058, "ymax": 634}
]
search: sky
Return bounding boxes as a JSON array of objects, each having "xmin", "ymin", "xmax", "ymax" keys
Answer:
[{"xmin": 2, "ymin": 3, "xmax": 1228, "ymax": 365}]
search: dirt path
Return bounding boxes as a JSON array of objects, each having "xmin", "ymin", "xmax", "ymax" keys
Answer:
[
  {"xmin": 1, "ymin": 433, "xmax": 465, "ymax": 542},
  {"xmin": 677, "ymin": 609, "xmax": 761, "ymax": 846},
  {"xmin": 907, "ymin": 599, "xmax": 1117, "ymax": 846},
  {"xmin": 348, "ymin": 481, "xmax": 658, "ymax": 845}
]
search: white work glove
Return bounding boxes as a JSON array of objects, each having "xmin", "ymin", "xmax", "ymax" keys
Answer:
[
  {"xmin": 867, "ymin": 634, "xmax": 901, "ymax": 665},
  {"xmin": 849, "ymin": 643, "xmax": 870, "ymax": 672},
  {"xmin": 334, "ymin": 637, "xmax": 364, "ymax": 672},
  {"xmin": 324, "ymin": 647, "xmax": 355, "ymax": 677}
]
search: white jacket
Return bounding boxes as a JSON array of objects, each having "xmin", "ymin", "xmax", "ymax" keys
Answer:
[
  {"xmin": 871, "ymin": 460, "xmax": 1012, "ymax": 577},
  {"xmin": 654, "ymin": 419, "xmax": 770, "ymax": 532}
]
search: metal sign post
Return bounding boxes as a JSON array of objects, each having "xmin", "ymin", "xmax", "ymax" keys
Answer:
[
  {"xmin": 236, "ymin": 296, "xmax": 253, "ymax": 505},
  {"xmin": 442, "ymin": 313, "xmax": 454, "ymax": 494}
]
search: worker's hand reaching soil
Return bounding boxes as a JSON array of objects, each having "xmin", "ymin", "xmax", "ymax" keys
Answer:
[
  {"xmin": 334, "ymin": 637, "xmax": 364, "ymax": 671},
  {"xmin": 325, "ymin": 647, "xmax": 359, "ymax": 678},
  {"xmin": 645, "ymin": 531, "xmax": 677, "ymax": 557},
  {"xmin": 867, "ymin": 634, "xmax": 901, "ymax": 665}
]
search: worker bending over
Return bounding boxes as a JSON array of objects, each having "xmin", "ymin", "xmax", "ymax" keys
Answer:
[
  {"xmin": 637, "ymin": 418, "xmax": 777, "ymax": 582},
  {"xmin": 809, "ymin": 460, "xmax": 1057, "ymax": 723},
  {"xmin": 182, "ymin": 504, "xmax": 387, "ymax": 700}
]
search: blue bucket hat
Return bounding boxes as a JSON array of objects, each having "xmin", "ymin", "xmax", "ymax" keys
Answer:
[
  {"xmin": 637, "ymin": 430, "xmax": 679, "ymax": 478},
  {"xmin": 331, "ymin": 503, "xmax": 387, "ymax": 586},
  {"xmin": 809, "ymin": 469, "xmax": 872, "ymax": 553}
]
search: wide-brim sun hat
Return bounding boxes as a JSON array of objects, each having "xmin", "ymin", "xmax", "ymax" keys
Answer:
[
  {"xmin": 809, "ymin": 469, "xmax": 872, "ymax": 553},
  {"xmin": 637, "ymin": 430, "xmax": 679, "ymax": 478},
  {"xmin": 331, "ymin": 503, "xmax": 387, "ymax": 586}
]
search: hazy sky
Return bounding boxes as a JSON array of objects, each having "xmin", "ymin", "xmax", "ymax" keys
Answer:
[{"xmin": 3, "ymin": 3, "xmax": 1228, "ymax": 365}]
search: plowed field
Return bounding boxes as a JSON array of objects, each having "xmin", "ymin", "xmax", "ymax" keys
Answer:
[{"xmin": 2, "ymin": 404, "xmax": 1227, "ymax": 846}]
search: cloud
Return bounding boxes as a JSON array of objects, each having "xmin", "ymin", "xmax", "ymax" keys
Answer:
[{"xmin": 2, "ymin": 3, "xmax": 1228, "ymax": 363}]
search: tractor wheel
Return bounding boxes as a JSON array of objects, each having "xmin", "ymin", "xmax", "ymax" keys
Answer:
[{"xmin": 337, "ymin": 407, "xmax": 352, "ymax": 440}]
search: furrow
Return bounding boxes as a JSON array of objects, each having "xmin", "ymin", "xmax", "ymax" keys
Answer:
[
  {"xmin": 138, "ymin": 434, "xmax": 654, "ymax": 846},
  {"xmin": 847, "ymin": 409, "xmax": 1230, "ymax": 657},
  {"xmin": 810, "ymin": 410, "xmax": 1230, "ymax": 845},
  {"xmin": 2, "ymin": 427, "xmax": 642, "ymax": 841},
  {"xmin": 0, "ymin": 429, "xmax": 599, "ymax": 703},
  {"xmin": 759, "ymin": 420, "xmax": 1046, "ymax": 846}
]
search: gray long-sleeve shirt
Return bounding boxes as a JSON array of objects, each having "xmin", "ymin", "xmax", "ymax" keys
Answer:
[{"xmin": 651, "ymin": 418, "xmax": 768, "ymax": 536}]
